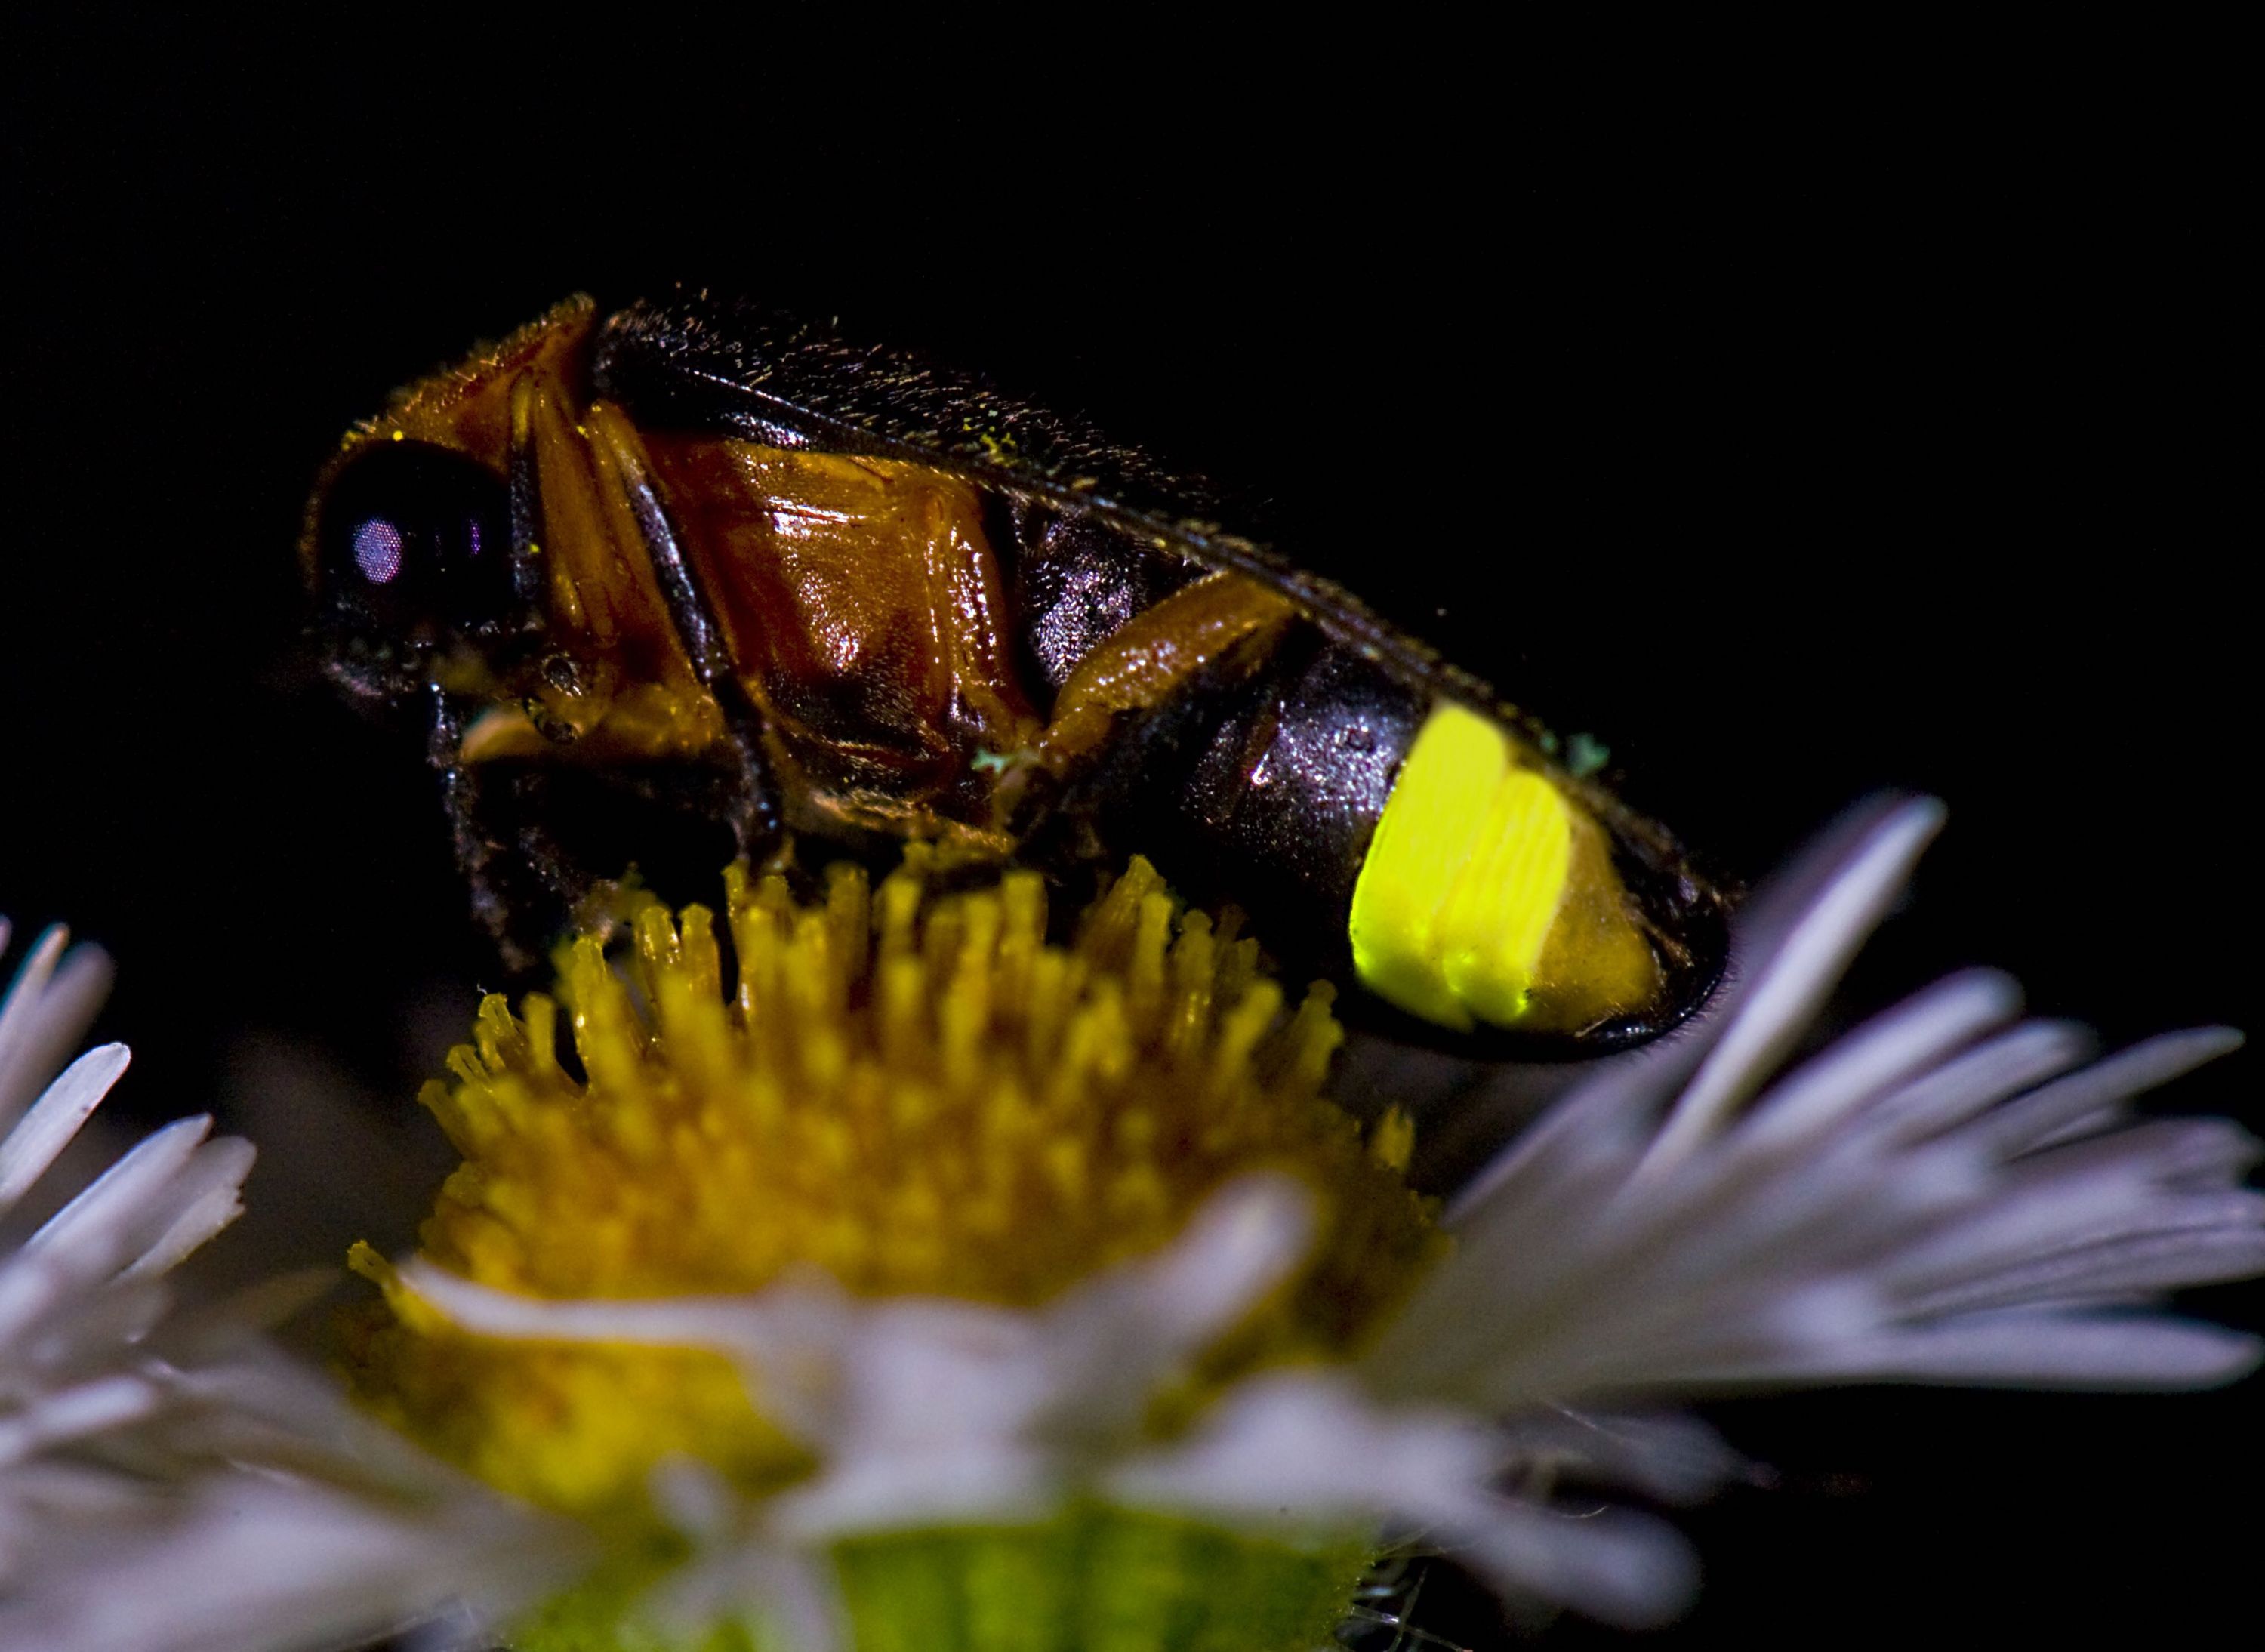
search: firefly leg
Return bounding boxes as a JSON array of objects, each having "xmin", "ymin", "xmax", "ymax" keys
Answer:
[
  {"xmin": 428, "ymin": 685, "xmax": 539, "ymax": 974},
  {"xmin": 586, "ymin": 405, "xmax": 784, "ymax": 861}
]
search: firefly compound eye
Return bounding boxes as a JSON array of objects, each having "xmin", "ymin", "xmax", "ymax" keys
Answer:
[{"xmin": 314, "ymin": 441, "xmax": 514, "ymax": 643}]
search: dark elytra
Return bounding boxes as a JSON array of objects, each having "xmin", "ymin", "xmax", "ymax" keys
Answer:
[{"xmin": 594, "ymin": 291, "xmax": 1731, "ymax": 1049}]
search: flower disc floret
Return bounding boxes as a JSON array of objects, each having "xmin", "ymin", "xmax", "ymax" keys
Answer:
[{"xmin": 348, "ymin": 855, "xmax": 1440, "ymax": 1529}]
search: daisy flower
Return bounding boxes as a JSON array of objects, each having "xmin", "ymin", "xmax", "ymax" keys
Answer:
[{"xmin": 4, "ymin": 797, "xmax": 2258, "ymax": 1650}]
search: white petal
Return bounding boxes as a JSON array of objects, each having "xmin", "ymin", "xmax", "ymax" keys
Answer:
[
  {"xmin": 1037, "ymin": 1173, "xmax": 1314, "ymax": 1434},
  {"xmin": 1490, "ymin": 1407, "xmax": 1748, "ymax": 1505},
  {"xmin": 0, "ymin": 935, "xmax": 113, "ymax": 1138},
  {"xmin": 1721, "ymin": 969, "xmax": 2020, "ymax": 1159},
  {"xmin": 1109, "ymin": 1373, "xmax": 1500, "ymax": 1522},
  {"xmin": 1901, "ymin": 1207, "xmax": 2265, "ymax": 1315},
  {"xmin": 1111, "ymin": 1373, "xmax": 1699, "ymax": 1630},
  {"xmin": 1453, "ymin": 1500, "xmax": 1700, "ymax": 1631},
  {"xmin": 0, "ymin": 1373, "xmax": 159, "ymax": 1467},
  {"xmin": 162, "ymin": 1351, "xmax": 524, "ymax": 1503},
  {"xmin": 1683, "ymin": 1311, "xmax": 2262, "ymax": 1390},
  {"xmin": 1074, "ymin": 1172, "xmax": 1314, "ymax": 1352},
  {"xmin": 5, "ymin": 1272, "xmax": 171, "ymax": 1376},
  {"xmin": 0, "ymin": 1043, "xmax": 129, "ymax": 1212},
  {"xmin": 1853, "ymin": 1019, "xmax": 2094, "ymax": 1148},
  {"xmin": 1882, "ymin": 1120, "xmax": 2263, "ymax": 1293},
  {"xmin": 770, "ymin": 1444, "xmax": 1058, "ymax": 1536},
  {"xmin": 1633, "ymin": 797, "xmax": 1946, "ymax": 1181},
  {"xmin": 398, "ymin": 1254, "xmax": 867, "ymax": 1349},
  {"xmin": 1968, "ymin": 1027, "xmax": 2245, "ymax": 1160},
  {"xmin": 21, "ymin": 1114, "xmax": 213, "ymax": 1265},
  {"xmin": 643, "ymin": 1509, "xmax": 846, "ymax": 1652},
  {"xmin": 0, "ymin": 1118, "xmax": 254, "ymax": 1353},
  {"xmin": 0, "ymin": 928, "xmax": 72, "ymax": 1128},
  {"xmin": 0, "ymin": 1471, "xmax": 578, "ymax": 1652},
  {"xmin": 1441, "ymin": 1077, "xmax": 1649, "ymax": 1241},
  {"xmin": 117, "ymin": 1135, "xmax": 257, "ymax": 1279}
]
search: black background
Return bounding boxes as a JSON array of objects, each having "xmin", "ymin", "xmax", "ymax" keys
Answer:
[{"xmin": 2, "ymin": 23, "xmax": 2251, "ymax": 1649}]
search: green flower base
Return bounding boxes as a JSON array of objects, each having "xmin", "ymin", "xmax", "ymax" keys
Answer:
[{"xmin": 514, "ymin": 1506, "xmax": 1373, "ymax": 1652}]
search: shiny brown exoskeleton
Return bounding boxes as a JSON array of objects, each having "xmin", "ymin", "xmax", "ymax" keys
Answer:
[{"xmin": 304, "ymin": 292, "xmax": 1728, "ymax": 1052}]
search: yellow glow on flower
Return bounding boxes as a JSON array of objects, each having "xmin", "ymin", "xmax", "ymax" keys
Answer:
[{"xmin": 346, "ymin": 854, "xmax": 1441, "ymax": 1527}]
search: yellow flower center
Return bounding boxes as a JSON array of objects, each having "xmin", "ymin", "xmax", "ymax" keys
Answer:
[{"xmin": 345, "ymin": 854, "xmax": 1441, "ymax": 1531}]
